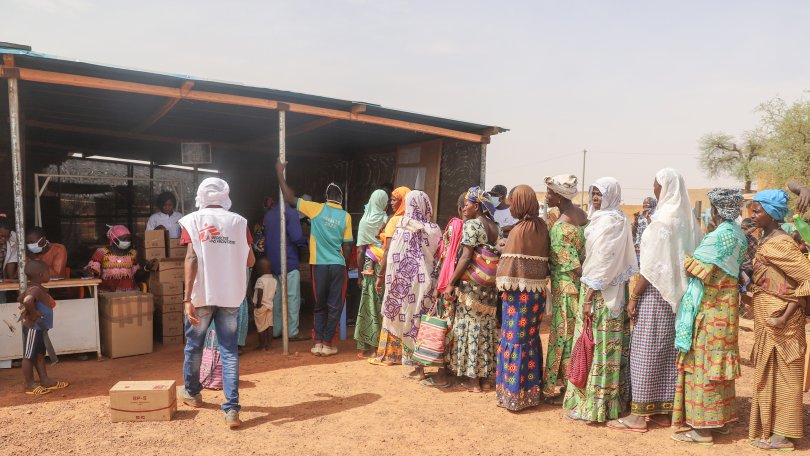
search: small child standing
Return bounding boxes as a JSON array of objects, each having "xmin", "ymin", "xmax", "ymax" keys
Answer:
[
  {"xmin": 19, "ymin": 260, "xmax": 68, "ymax": 395},
  {"xmin": 252, "ymin": 257, "xmax": 277, "ymax": 351}
]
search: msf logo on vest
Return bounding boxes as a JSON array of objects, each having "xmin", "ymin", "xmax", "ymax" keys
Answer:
[{"xmin": 199, "ymin": 224, "xmax": 235, "ymax": 244}]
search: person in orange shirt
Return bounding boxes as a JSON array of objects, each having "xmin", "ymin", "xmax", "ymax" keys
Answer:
[{"xmin": 25, "ymin": 227, "xmax": 67, "ymax": 279}]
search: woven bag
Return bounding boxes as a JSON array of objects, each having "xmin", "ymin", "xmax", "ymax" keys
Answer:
[
  {"xmin": 460, "ymin": 246, "xmax": 499, "ymax": 288},
  {"xmin": 200, "ymin": 325, "xmax": 223, "ymax": 390},
  {"xmin": 411, "ymin": 304, "xmax": 448, "ymax": 367},
  {"xmin": 566, "ymin": 313, "xmax": 595, "ymax": 389}
]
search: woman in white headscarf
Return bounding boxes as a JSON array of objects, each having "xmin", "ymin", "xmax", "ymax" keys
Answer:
[
  {"xmin": 563, "ymin": 177, "xmax": 637, "ymax": 423},
  {"xmin": 608, "ymin": 168, "xmax": 701, "ymax": 432}
]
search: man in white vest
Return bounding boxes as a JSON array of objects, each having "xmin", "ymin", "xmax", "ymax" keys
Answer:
[{"xmin": 177, "ymin": 178, "xmax": 255, "ymax": 428}]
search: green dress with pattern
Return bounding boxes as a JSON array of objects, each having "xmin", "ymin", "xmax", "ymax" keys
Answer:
[{"xmin": 543, "ymin": 221, "xmax": 585, "ymax": 395}]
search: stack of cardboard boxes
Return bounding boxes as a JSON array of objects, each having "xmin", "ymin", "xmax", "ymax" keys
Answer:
[
  {"xmin": 99, "ymin": 291, "xmax": 154, "ymax": 358},
  {"xmin": 145, "ymin": 230, "xmax": 186, "ymax": 345}
]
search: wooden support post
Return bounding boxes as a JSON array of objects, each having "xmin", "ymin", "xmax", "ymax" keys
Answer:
[
  {"xmin": 7, "ymin": 65, "xmax": 27, "ymax": 290},
  {"xmin": 279, "ymin": 109, "xmax": 289, "ymax": 355}
]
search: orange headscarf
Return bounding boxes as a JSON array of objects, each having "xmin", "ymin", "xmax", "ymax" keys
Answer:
[
  {"xmin": 381, "ymin": 186, "xmax": 411, "ymax": 249},
  {"xmin": 391, "ymin": 186, "xmax": 410, "ymax": 217}
]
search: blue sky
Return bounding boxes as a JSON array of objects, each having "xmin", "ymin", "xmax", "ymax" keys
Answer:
[{"xmin": 5, "ymin": 0, "xmax": 809, "ymax": 203}]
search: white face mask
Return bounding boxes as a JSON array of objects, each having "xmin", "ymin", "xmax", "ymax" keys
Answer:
[
  {"xmin": 115, "ymin": 240, "xmax": 132, "ymax": 250},
  {"xmin": 491, "ymin": 197, "xmax": 501, "ymax": 207},
  {"xmin": 27, "ymin": 237, "xmax": 46, "ymax": 254}
]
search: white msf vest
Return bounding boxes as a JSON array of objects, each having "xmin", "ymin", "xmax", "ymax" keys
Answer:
[{"xmin": 179, "ymin": 208, "xmax": 249, "ymax": 308}]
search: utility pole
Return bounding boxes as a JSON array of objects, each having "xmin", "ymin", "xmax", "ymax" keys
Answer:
[{"xmin": 580, "ymin": 149, "xmax": 587, "ymax": 207}]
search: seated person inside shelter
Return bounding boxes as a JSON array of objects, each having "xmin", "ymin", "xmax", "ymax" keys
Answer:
[
  {"xmin": 0, "ymin": 217, "xmax": 19, "ymax": 281},
  {"xmin": 146, "ymin": 191, "xmax": 183, "ymax": 239},
  {"xmin": 83, "ymin": 225, "xmax": 153, "ymax": 292},
  {"xmin": 25, "ymin": 226, "xmax": 67, "ymax": 279}
]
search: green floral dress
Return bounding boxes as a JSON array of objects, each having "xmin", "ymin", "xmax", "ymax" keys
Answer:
[{"xmin": 543, "ymin": 221, "xmax": 584, "ymax": 395}]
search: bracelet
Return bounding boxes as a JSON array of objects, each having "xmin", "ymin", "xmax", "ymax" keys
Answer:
[
  {"xmin": 629, "ymin": 293, "xmax": 639, "ymax": 301},
  {"xmin": 182, "ymin": 299, "xmax": 192, "ymax": 303}
]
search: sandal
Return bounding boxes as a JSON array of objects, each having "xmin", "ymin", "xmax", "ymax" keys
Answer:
[
  {"xmin": 25, "ymin": 385, "xmax": 52, "ymax": 396},
  {"xmin": 367, "ymin": 358, "xmax": 393, "ymax": 366},
  {"xmin": 711, "ymin": 426, "xmax": 731, "ymax": 435},
  {"xmin": 647, "ymin": 415, "xmax": 672, "ymax": 428},
  {"xmin": 606, "ymin": 418, "xmax": 648, "ymax": 433},
  {"xmin": 749, "ymin": 438, "xmax": 794, "ymax": 451},
  {"xmin": 671, "ymin": 431, "xmax": 713, "ymax": 446},
  {"xmin": 46, "ymin": 381, "xmax": 70, "ymax": 391},
  {"xmin": 420, "ymin": 377, "xmax": 451, "ymax": 389},
  {"xmin": 563, "ymin": 410, "xmax": 587, "ymax": 422}
]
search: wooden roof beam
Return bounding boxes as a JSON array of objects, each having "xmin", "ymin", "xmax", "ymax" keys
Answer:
[
  {"xmin": 132, "ymin": 81, "xmax": 194, "ymax": 132},
  {"xmin": 0, "ymin": 65, "xmax": 486, "ymax": 143}
]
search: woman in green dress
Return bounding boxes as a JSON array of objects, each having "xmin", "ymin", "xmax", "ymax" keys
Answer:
[
  {"xmin": 354, "ymin": 189, "xmax": 389, "ymax": 357},
  {"xmin": 542, "ymin": 174, "xmax": 588, "ymax": 403}
]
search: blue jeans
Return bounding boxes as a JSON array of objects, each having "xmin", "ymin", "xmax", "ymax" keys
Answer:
[
  {"xmin": 272, "ymin": 269, "xmax": 301, "ymax": 338},
  {"xmin": 183, "ymin": 306, "xmax": 240, "ymax": 412}
]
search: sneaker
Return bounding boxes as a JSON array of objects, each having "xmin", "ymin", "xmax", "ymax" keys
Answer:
[
  {"xmin": 179, "ymin": 388, "xmax": 202, "ymax": 408},
  {"xmin": 224, "ymin": 409, "xmax": 241, "ymax": 429},
  {"xmin": 310, "ymin": 343, "xmax": 323, "ymax": 356},
  {"xmin": 320, "ymin": 345, "xmax": 338, "ymax": 357}
]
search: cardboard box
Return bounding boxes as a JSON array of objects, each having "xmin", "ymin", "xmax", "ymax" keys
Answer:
[
  {"xmin": 144, "ymin": 230, "xmax": 168, "ymax": 249},
  {"xmin": 157, "ymin": 311, "xmax": 184, "ymax": 337},
  {"xmin": 168, "ymin": 238, "xmax": 187, "ymax": 258},
  {"xmin": 99, "ymin": 292, "xmax": 153, "ymax": 359},
  {"xmin": 149, "ymin": 280, "xmax": 183, "ymax": 296},
  {"xmin": 154, "ymin": 295, "xmax": 183, "ymax": 314},
  {"xmin": 152, "ymin": 258, "xmax": 184, "ymax": 283},
  {"xmin": 162, "ymin": 335, "xmax": 184, "ymax": 345},
  {"xmin": 144, "ymin": 246, "xmax": 166, "ymax": 261},
  {"xmin": 109, "ymin": 380, "xmax": 176, "ymax": 422}
]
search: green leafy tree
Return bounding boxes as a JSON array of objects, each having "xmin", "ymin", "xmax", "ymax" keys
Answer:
[
  {"xmin": 756, "ymin": 96, "xmax": 810, "ymax": 185},
  {"xmin": 699, "ymin": 131, "xmax": 762, "ymax": 192}
]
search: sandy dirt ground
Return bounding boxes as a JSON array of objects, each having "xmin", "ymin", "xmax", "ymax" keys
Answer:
[{"xmin": 1, "ymin": 316, "xmax": 808, "ymax": 456}]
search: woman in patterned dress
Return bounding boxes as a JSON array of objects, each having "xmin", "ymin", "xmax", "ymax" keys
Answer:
[
  {"xmin": 563, "ymin": 177, "xmax": 637, "ymax": 423},
  {"xmin": 494, "ymin": 184, "xmax": 550, "ymax": 411},
  {"xmin": 371, "ymin": 191, "xmax": 441, "ymax": 377},
  {"xmin": 542, "ymin": 174, "xmax": 587, "ymax": 403},
  {"xmin": 444, "ymin": 187, "xmax": 501, "ymax": 393},
  {"xmin": 671, "ymin": 189, "xmax": 748, "ymax": 445},
  {"xmin": 747, "ymin": 190, "xmax": 810, "ymax": 451},
  {"xmin": 84, "ymin": 225, "xmax": 151, "ymax": 292},
  {"xmin": 608, "ymin": 168, "xmax": 701, "ymax": 432}
]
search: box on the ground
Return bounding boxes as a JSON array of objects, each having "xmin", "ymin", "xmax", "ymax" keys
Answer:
[
  {"xmin": 152, "ymin": 258, "xmax": 184, "ymax": 283},
  {"xmin": 162, "ymin": 335, "xmax": 184, "ymax": 345},
  {"xmin": 144, "ymin": 246, "xmax": 166, "ymax": 261},
  {"xmin": 149, "ymin": 280, "xmax": 183, "ymax": 296},
  {"xmin": 167, "ymin": 239, "xmax": 186, "ymax": 258},
  {"xmin": 156, "ymin": 311, "xmax": 184, "ymax": 337},
  {"xmin": 144, "ymin": 230, "xmax": 168, "ymax": 249},
  {"xmin": 99, "ymin": 292, "xmax": 153, "ymax": 359},
  {"xmin": 109, "ymin": 380, "xmax": 176, "ymax": 422},
  {"xmin": 154, "ymin": 295, "xmax": 183, "ymax": 314}
]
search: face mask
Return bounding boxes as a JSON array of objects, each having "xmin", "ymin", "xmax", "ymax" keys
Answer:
[
  {"xmin": 491, "ymin": 197, "xmax": 501, "ymax": 207},
  {"xmin": 115, "ymin": 240, "xmax": 132, "ymax": 250},
  {"xmin": 27, "ymin": 243, "xmax": 43, "ymax": 254}
]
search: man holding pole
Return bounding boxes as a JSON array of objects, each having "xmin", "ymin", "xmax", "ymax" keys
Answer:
[{"xmin": 275, "ymin": 160, "xmax": 353, "ymax": 357}]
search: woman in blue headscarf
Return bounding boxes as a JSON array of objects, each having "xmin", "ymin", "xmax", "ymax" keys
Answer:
[{"xmin": 747, "ymin": 190, "xmax": 810, "ymax": 451}]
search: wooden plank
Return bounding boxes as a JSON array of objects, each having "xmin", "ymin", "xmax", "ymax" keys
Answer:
[
  {"xmin": 0, "ymin": 65, "xmax": 487, "ymax": 143},
  {"xmin": 132, "ymin": 81, "xmax": 194, "ymax": 132}
]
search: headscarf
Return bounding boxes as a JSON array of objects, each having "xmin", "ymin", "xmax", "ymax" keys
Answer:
[
  {"xmin": 753, "ymin": 189, "xmax": 789, "ymax": 221},
  {"xmin": 544, "ymin": 174, "xmax": 578, "ymax": 200},
  {"xmin": 195, "ymin": 177, "xmax": 232, "ymax": 210},
  {"xmin": 639, "ymin": 168, "xmax": 702, "ymax": 313},
  {"xmin": 466, "ymin": 186, "xmax": 496, "ymax": 218},
  {"xmin": 580, "ymin": 177, "xmax": 638, "ymax": 316},
  {"xmin": 356, "ymin": 189, "xmax": 389, "ymax": 247},
  {"xmin": 707, "ymin": 188, "xmax": 743, "ymax": 221},
  {"xmin": 106, "ymin": 225, "xmax": 130, "ymax": 245},
  {"xmin": 391, "ymin": 186, "xmax": 410, "ymax": 217},
  {"xmin": 496, "ymin": 185, "xmax": 550, "ymax": 292},
  {"xmin": 436, "ymin": 217, "xmax": 464, "ymax": 293},
  {"xmin": 381, "ymin": 190, "xmax": 442, "ymax": 355},
  {"xmin": 635, "ymin": 196, "xmax": 658, "ymax": 246}
]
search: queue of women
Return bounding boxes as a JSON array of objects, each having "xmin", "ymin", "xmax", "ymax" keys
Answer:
[{"xmin": 352, "ymin": 169, "xmax": 810, "ymax": 451}]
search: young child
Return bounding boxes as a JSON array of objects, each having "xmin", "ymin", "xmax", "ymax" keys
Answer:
[
  {"xmin": 252, "ymin": 257, "xmax": 277, "ymax": 351},
  {"xmin": 19, "ymin": 260, "xmax": 68, "ymax": 395}
]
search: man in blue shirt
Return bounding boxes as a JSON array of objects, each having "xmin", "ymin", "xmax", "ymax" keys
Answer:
[{"xmin": 264, "ymin": 200, "xmax": 308, "ymax": 340}]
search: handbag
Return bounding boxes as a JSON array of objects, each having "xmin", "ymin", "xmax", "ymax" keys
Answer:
[
  {"xmin": 411, "ymin": 303, "xmax": 448, "ymax": 367},
  {"xmin": 200, "ymin": 325, "xmax": 223, "ymax": 390},
  {"xmin": 460, "ymin": 245, "xmax": 499, "ymax": 288},
  {"xmin": 566, "ymin": 313, "xmax": 595, "ymax": 389}
]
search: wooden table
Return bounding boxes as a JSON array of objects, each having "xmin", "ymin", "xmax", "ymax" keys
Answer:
[{"xmin": 0, "ymin": 278, "xmax": 102, "ymax": 361}]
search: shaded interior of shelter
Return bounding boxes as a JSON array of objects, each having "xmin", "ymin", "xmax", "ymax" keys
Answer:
[{"xmin": 0, "ymin": 52, "xmax": 496, "ymax": 333}]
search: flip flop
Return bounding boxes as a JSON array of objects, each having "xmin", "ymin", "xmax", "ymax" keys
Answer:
[
  {"xmin": 367, "ymin": 358, "xmax": 392, "ymax": 366},
  {"xmin": 749, "ymin": 438, "xmax": 794, "ymax": 451},
  {"xmin": 606, "ymin": 418, "xmax": 648, "ymax": 433},
  {"xmin": 46, "ymin": 381, "xmax": 69, "ymax": 391},
  {"xmin": 419, "ymin": 377, "xmax": 451, "ymax": 389},
  {"xmin": 25, "ymin": 385, "xmax": 52, "ymax": 396},
  {"xmin": 671, "ymin": 431, "xmax": 714, "ymax": 446},
  {"xmin": 647, "ymin": 416, "xmax": 672, "ymax": 427},
  {"xmin": 711, "ymin": 426, "xmax": 731, "ymax": 435}
]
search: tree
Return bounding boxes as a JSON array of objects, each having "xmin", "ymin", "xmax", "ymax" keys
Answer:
[
  {"xmin": 756, "ymin": 96, "xmax": 810, "ymax": 186},
  {"xmin": 699, "ymin": 131, "xmax": 762, "ymax": 192}
]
